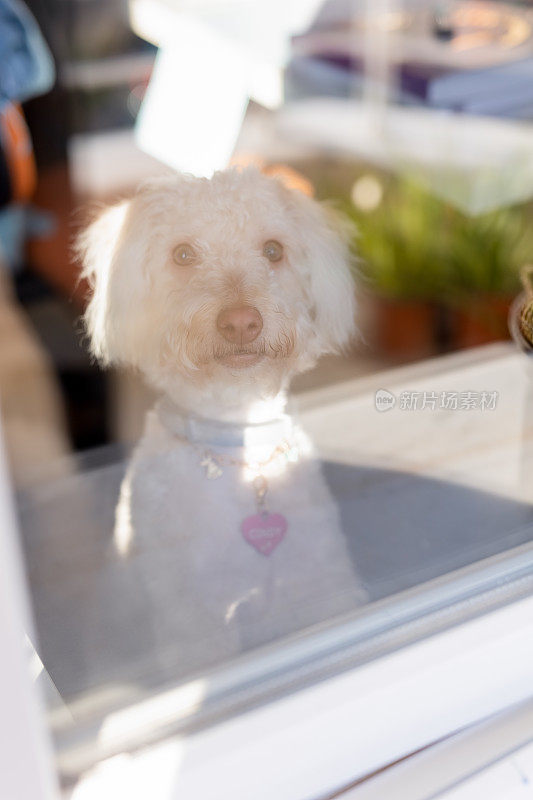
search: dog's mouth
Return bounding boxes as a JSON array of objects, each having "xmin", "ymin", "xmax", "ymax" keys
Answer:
[{"xmin": 215, "ymin": 350, "xmax": 264, "ymax": 369}]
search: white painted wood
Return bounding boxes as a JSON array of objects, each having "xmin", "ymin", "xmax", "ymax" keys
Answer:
[
  {"xmin": 69, "ymin": 591, "xmax": 533, "ymax": 800},
  {"xmin": 0, "ymin": 419, "xmax": 59, "ymax": 799},
  {"xmin": 341, "ymin": 699, "xmax": 533, "ymax": 799}
]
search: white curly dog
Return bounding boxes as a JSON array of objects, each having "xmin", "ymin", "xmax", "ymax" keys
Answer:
[{"xmin": 78, "ymin": 168, "xmax": 366, "ymax": 673}]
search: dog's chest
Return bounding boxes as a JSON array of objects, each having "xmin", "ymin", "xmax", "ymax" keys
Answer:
[
  {"xmin": 126, "ymin": 441, "xmax": 342, "ymax": 579},
  {"xmin": 114, "ymin": 419, "xmax": 365, "ymax": 654}
]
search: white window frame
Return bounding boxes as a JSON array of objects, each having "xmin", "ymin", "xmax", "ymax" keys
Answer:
[
  {"xmin": 0, "ymin": 422, "xmax": 59, "ymax": 800},
  {"xmin": 61, "ymin": 547, "xmax": 533, "ymax": 799}
]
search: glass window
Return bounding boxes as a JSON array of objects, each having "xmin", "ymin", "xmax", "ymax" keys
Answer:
[{"xmin": 2, "ymin": 0, "xmax": 533, "ymax": 790}]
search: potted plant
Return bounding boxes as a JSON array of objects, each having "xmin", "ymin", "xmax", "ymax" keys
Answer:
[
  {"xmin": 339, "ymin": 173, "xmax": 533, "ymax": 358},
  {"xmin": 443, "ymin": 204, "xmax": 532, "ymax": 348}
]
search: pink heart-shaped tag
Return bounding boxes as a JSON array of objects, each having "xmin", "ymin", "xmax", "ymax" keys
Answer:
[{"xmin": 241, "ymin": 513, "xmax": 288, "ymax": 556}]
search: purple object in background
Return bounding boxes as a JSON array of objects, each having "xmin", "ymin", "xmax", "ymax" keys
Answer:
[{"xmin": 288, "ymin": 0, "xmax": 533, "ymax": 119}]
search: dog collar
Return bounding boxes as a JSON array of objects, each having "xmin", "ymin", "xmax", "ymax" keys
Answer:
[
  {"xmin": 156, "ymin": 397, "xmax": 299, "ymax": 557},
  {"xmin": 156, "ymin": 397, "xmax": 295, "ymax": 450}
]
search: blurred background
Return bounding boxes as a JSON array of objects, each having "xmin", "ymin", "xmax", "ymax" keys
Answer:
[{"xmin": 2, "ymin": 0, "xmax": 533, "ymax": 485}]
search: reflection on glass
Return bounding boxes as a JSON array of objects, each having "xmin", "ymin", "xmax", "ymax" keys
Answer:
[
  {"xmin": 2, "ymin": 0, "xmax": 533, "ymax": 787},
  {"xmin": 13, "ymin": 165, "xmax": 533, "ymax": 728}
]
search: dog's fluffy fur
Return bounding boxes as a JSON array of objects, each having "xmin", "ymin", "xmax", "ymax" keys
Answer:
[
  {"xmin": 78, "ymin": 168, "xmax": 366, "ymax": 667},
  {"xmin": 78, "ymin": 167, "xmax": 357, "ymax": 418}
]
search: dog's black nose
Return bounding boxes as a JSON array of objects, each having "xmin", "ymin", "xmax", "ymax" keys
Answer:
[{"xmin": 217, "ymin": 306, "xmax": 263, "ymax": 345}]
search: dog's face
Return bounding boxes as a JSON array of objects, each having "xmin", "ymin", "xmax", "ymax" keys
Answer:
[{"xmin": 78, "ymin": 168, "xmax": 356, "ymax": 400}]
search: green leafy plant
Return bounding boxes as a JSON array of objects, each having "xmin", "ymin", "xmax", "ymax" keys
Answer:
[{"xmin": 340, "ymin": 174, "xmax": 533, "ymax": 302}]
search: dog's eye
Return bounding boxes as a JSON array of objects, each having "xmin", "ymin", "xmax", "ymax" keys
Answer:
[
  {"xmin": 263, "ymin": 240, "xmax": 284, "ymax": 263},
  {"xmin": 172, "ymin": 243, "xmax": 198, "ymax": 266}
]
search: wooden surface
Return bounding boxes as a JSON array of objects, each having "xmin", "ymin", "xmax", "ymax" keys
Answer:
[
  {"xmin": 299, "ymin": 343, "xmax": 533, "ymax": 505},
  {"xmin": 0, "ymin": 265, "xmax": 72, "ymax": 487}
]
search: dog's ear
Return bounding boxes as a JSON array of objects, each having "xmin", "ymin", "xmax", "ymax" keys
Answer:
[
  {"xmin": 77, "ymin": 175, "xmax": 195, "ymax": 368},
  {"xmin": 76, "ymin": 200, "xmax": 132, "ymax": 364},
  {"xmin": 309, "ymin": 202, "xmax": 358, "ymax": 354},
  {"xmin": 78, "ymin": 192, "xmax": 161, "ymax": 369},
  {"xmin": 277, "ymin": 182, "xmax": 358, "ymax": 355}
]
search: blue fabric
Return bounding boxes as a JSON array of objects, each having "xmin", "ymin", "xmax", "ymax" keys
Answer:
[
  {"xmin": 0, "ymin": 0, "xmax": 55, "ymax": 108},
  {"xmin": 0, "ymin": 204, "xmax": 55, "ymax": 268},
  {"xmin": 0, "ymin": 0, "xmax": 55, "ymax": 269}
]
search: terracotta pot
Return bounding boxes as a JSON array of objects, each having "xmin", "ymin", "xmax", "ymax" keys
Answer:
[
  {"xmin": 449, "ymin": 295, "xmax": 514, "ymax": 350},
  {"xmin": 366, "ymin": 294, "xmax": 438, "ymax": 360}
]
